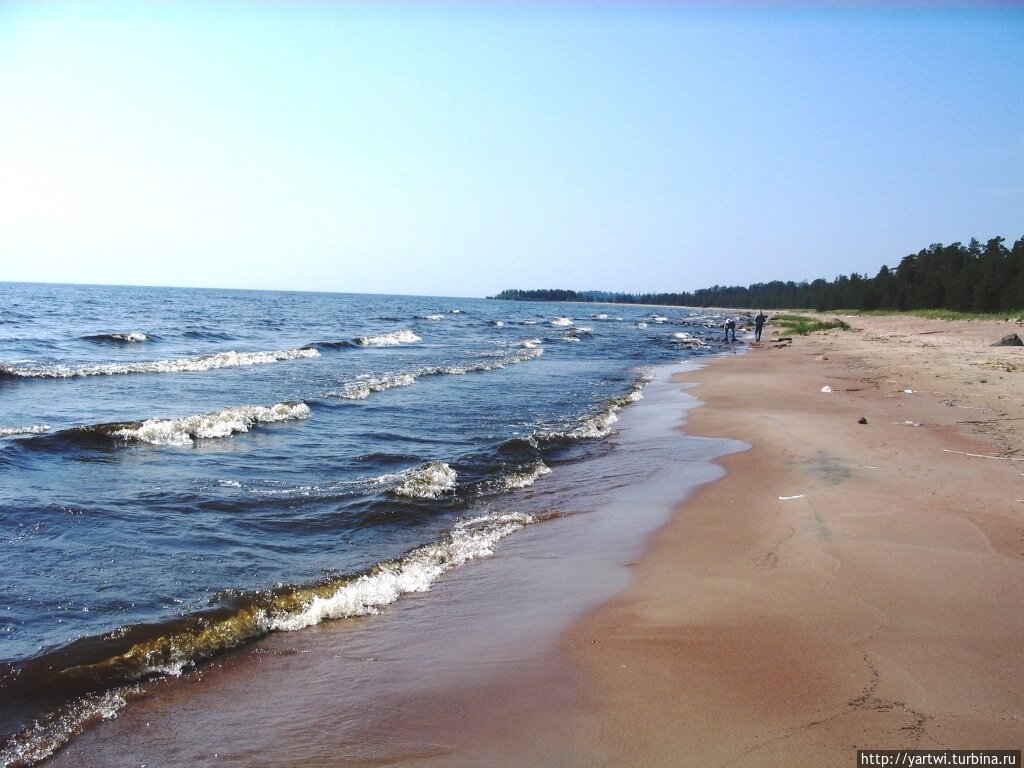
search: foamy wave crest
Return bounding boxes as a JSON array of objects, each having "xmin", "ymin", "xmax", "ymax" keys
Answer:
[
  {"xmin": 0, "ymin": 348, "xmax": 319, "ymax": 379},
  {"xmin": 326, "ymin": 346, "xmax": 543, "ymax": 402},
  {"xmin": 671, "ymin": 331, "xmax": 709, "ymax": 348},
  {"xmin": 540, "ymin": 370, "xmax": 653, "ymax": 441},
  {"xmin": 267, "ymin": 512, "xmax": 532, "ymax": 632},
  {"xmin": 83, "ymin": 331, "xmax": 148, "ymax": 343},
  {"xmin": 518, "ymin": 338, "xmax": 542, "ymax": 349},
  {"xmin": 418, "ymin": 314, "xmax": 444, "ymax": 321},
  {"xmin": 0, "ymin": 686, "xmax": 141, "ymax": 768},
  {"xmin": 114, "ymin": 402, "xmax": 310, "ymax": 446},
  {"xmin": 0, "ymin": 424, "xmax": 51, "ymax": 437},
  {"xmin": 353, "ymin": 330, "xmax": 422, "ymax": 347},
  {"xmin": 382, "ymin": 461, "xmax": 458, "ymax": 499},
  {"xmin": 482, "ymin": 460, "xmax": 551, "ymax": 494},
  {"xmin": 550, "ymin": 316, "xmax": 573, "ymax": 327},
  {"xmin": 332, "ymin": 373, "xmax": 417, "ymax": 400},
  {"xmin": 0, "ymin": 511, "xmax": 538, "ymax": 762}
]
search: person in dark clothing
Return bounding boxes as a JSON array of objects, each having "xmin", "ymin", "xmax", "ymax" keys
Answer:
[
  {"xmin": 724, "ymin": 317, "xmax": 736, "ymax": 342},
  {"xmin": 754, "ymin": 311, "xmax": 767, "ymax": 342}
]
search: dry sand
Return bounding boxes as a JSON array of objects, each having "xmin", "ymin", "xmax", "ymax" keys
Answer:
[{"xmin": 565, "ymin": 313, "xmax": 1024, "ymax": 766}]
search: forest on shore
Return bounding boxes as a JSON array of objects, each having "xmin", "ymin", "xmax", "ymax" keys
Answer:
[{"xmin": 490, "ymin": 236, "xmax": 1024, "ymax": 313}]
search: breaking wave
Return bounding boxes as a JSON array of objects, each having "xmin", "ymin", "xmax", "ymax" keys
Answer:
[
  {"xmin": 327, "ymin": 345, "xmax": 543, "ymax": 401},
  {"xmin": 112, "ymin": 402, "xmax": 311, "ymax": 446},
  {"xmin": 81, "ymin": 332, "xmax": 148, "ymax": 344},
  {"xmin": 0, "ymin": 512, "xmax": 535, "ymax": 765},
  {"xmin": 353, "ymin": 330, "xmax": 422, "ymax": 347},
  {"xmin": 12, "ymin": 403, "xmax": 310, "ymax": 451},
  {"xmin": 0, "ymin": 348, "xmax": 319, "ymax": 379},
  {"xmin": 381, "ymin": 461, "xmax": 458, "ymax": 499},
  {"xmin": 0, "ymin": 425, "xmax": 50, "ymax": 438}
]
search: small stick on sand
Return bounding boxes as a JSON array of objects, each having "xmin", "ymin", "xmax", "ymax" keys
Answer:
[{"xmin": 943, "ymin": 449, "xmax": 1024, "ymax": 461}]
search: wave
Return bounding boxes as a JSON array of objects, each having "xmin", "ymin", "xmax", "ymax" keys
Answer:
[
  {"xmin": 332, "ymin": 372, "xmax": 418, "ymax": 400},
  {"xmin": 670, "ymin": 331, "xmax": 710, "ymax": 348},
  {"xmin": 0, "ymin": 348, "xmax": 319, "ymax": 380},
  {"xmin": 352, "ymin": 330, "xmax": 422, "ymax": 347},
  {"xmin": 0, "ymin": 512, "xmax": 535, "ymax": 764},
  {"xmin": 0, "ymin": 425, "xmax": 50, "ymax": 438},
  {"xmin": 183, "ymin": 329, "xmax": 236, "ymax": 341},
  {"xmin": 549, "ymin": 316, "xmax": 573, "ymax": 327},
  {"xmin": 530, "ymin": 369, "xmax": 653, "ymax": 443},
  {"xmin": 11, "ymin": 403, "xmax": 309, "ymax": 452},
  {"xmin": 81, "ymin": 332, "xmax": 148, "ymax": 344},
  {"xmin": 327, "ymin": 345, "xmax": 543, "ymax": 401},
  {"xmin": 112, "ymin": 402, "xmax": 311, "ymax": 446},
  {"xmin": 417, "ymin": 314, "xmax": 444, "ymax": 321},
  {"xmin": 478, "ymin": 459, "xmax": 551, "ymax": 495},
  {"xmin": 381, "ymin": 461, "xmax": 458, "ymax": 499}
]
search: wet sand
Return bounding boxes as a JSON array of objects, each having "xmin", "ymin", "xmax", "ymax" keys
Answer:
[
  {"xmin": 41, "ymin": 314, "xmax": 1024, "ymax": 766},
  {"xmin": 565, "ymin": 314, "xmax": 1024, "ymax": 765}
]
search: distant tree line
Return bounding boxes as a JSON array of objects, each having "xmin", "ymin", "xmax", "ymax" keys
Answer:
[{"xmin": 490, "ymin": 236, "xmax": 1024, "ymax": 313}]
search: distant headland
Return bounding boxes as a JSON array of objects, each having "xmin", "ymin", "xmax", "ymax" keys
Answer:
[{"xmin": 489, "ymin": 236, "xmax": 1024, "ymax": 314}]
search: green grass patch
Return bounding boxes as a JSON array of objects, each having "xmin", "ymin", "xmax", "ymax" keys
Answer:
[{"xmin": 772, "ymin": 313, "xmax": 850, "ymax": 336}]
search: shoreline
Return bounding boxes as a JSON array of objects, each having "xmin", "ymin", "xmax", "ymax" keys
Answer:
[
  {"xmin": 564, "ymin": 315, "xmax": 1023, "ymax": 764},
  {"xmin": 39, "ymin": 363, "xmax": 740, "ymax": 767},
  {"xmin": 32, "ymin": 313, "xmax": 1024, "ymax": 766}
]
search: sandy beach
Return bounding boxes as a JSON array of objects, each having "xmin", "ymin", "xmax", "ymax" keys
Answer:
[{"xmin": 566, "ymin": 313, "xmax": 1024, "ymax": 765}]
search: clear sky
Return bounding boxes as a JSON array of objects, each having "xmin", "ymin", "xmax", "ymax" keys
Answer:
[{"xmin": 1, "ymin": 2, "xmax": 1021, "ymax": 298}]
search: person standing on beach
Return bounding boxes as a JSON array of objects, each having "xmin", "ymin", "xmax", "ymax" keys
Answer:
[
  {"xmin": 754, "ymin": 311, "xmax": 767, "ymax": 342},
  {"xmin": 724, "ymin": 318, "xmax": 736, "ymax": 342}
]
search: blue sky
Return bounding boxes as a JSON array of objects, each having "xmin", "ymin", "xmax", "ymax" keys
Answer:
[{"xmin": 0, "ymin": 2, "xmax": 1021, "ymax": 298}]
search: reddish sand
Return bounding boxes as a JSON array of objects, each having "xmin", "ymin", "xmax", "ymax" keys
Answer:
[{"xmin": 564, "ymin": 314, "xmax": 1024, "ymax": 765}]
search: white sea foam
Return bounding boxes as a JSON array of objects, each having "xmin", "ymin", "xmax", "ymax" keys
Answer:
[
  {"xmin": 334, "ymin": 373, "xmax": 417, "ymax": 400},
  {"xmin": 114, "ymin": 402, "xmax": 311, "ymax": 446},
  {"xmin": 541, "ymin": 371, "xmax": 652, "ymax": 441},
  {"xmin": 265, "ymin": 512, "xmax": 533, "ymax": 633},
  {"xmin": 484, "ymin": 460, "xmax": 551, "ymax": 494},
  {"xmin": 419, "ymin": 314, "xmax": 444, "ymax": 321},
  {"xmin": 592, "ymin": 313, "xmax": 609, "ymax": 320},
  {"xmin": 518, "ymin": 338, "xmax": 542, "ymax": 349},
  {"xmin": 108, "ymin": 331, "xmax": 147, "ymax": 342},
  {"xmin": 0, "ymin": 348, "xmax": 319, "ymax": 379},
  {"xmin": 0, "ymin": 686, "xmax": 140, "ymax": 768},
  {"xmin": 353, "ymin": 330, "xmax": 422, "ymax": 347},
  {"xmin": 635, "ymin": 322, "xmax": 648, "ymax": 329},
  {"xmin": 327, "ymin": 347, "xmax": 543, "ymax": 402},
  {"xmin": 0, "ymin": 424, "xmax": 51, "ymax": 437},
  {"xmin": 671, "ymin": 331, "xmax": 709, "ymax": 348},
  {"xmin": 550, "ymin": 316, "xmax": 573, "ymax": 327},
  {"xmin": 382, "ymin": 461, "xmax": 458, "ymax": 499}
]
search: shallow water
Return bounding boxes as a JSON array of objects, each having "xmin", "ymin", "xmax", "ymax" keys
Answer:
[{"xmin": 0, "ymin": 283, "xmax": 733, "ymax": 765}]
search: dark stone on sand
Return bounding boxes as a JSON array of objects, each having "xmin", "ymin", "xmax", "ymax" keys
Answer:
[
  {"xmin": 991, "ymin": 333, "xmax": 1023, "ymax": 347},
  {"xmin": 858, "ymin": 417, "xmax": 867, "ymax": 424}
]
